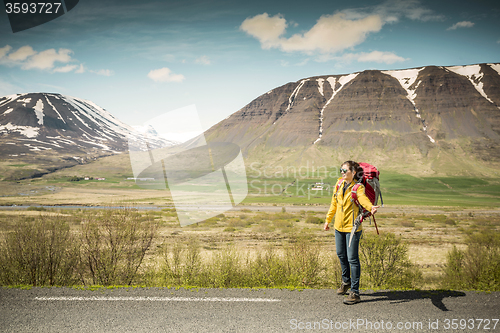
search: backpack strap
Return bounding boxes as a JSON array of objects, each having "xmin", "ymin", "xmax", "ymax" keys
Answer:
[
  {"xmin": 333, "ymin": 177, "xmax": 343, "ymax": 201},
  {"xmin": 351, "ymin": 183, "xmax": 361, "ymax": 206}
]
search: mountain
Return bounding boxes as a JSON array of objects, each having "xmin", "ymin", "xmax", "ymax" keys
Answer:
[
  {"xmin": 0, "ymin": 93, "xmax": 174, "ymax": 180},
  {"xmin": 0, "ymin": 93, "xmax": 174, "ymax": 155},
  {"xmin": 205, "ymin": 63, "xmax": 500, "ymax": 175}
]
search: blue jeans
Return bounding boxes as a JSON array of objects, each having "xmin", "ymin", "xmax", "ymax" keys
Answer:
[{"xmin": 335, "ymin": 229, "xmax": 362, "ymax": 294}]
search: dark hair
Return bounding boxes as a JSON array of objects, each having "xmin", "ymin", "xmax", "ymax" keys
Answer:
[{"xmin": 341, "ymin": 160, "xmax": 364, "ymax": 181}]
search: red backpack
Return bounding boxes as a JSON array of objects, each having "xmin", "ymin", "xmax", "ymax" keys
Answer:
[{"xmin": 335, "ymin": 163, "xmax": 383, "ymax": 234}]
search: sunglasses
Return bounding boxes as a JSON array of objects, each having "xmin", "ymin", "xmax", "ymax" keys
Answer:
[{"xmin": 340, "ymin": 168, "xmax": 349, "ymax": 173}]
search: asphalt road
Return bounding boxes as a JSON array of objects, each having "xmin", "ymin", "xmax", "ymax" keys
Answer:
[{"xmin": 1, "ymin": 287, "xmax": 499, "ymax": 332}]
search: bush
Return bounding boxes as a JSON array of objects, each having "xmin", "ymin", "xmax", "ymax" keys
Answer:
[
  {"xmin": 158, "ymin": 234, "xmax": 331, "ymax": 288},
  {"xmin": 227, "ymin": 218, "xmax": 251, "ymax": 228},
  {"xmin": 80, "ymin": 210, "xmax": 157, "ymax": 285},
  {"xmin": 0, "ymin": 215, "xmax": 79, "ymax": 286},
  {"xmin": 441, "ymin": 232, "xmax": 500, "ymax": 291},
  {"xmin": 26, "ymin": 206, "xmax": 46, "ymax": 212},
  {"xmin": 68, "ymin": 176, "xmax": 83, "ymax": 182},
  {"xmin": 306, "ymin": 216, "xmax": 324, "ymax": 224},
  {"xmin": 401, "ymin": 221, "xmax": 415, "ymax": 228},
  {"xmin": 360, "ymin": 232, "xmax": 422, "ymax": 289},
  {"xmin": 162, "ymin": 236, "xmax": 202, "ymax": 286},
  {"xmin": 273, "ymin": 219, "xmax": 294, "ymax": 231},
  {"xmin": 283, "ymin": 235, "xmax": 324, "ymax": 286}
]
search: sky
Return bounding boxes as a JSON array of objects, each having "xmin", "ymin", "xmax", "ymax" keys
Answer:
[{"xmin": 0, "ymin": 0, "xmax": 499, "ymax": 136}]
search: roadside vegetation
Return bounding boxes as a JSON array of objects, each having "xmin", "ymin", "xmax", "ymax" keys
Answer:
[{"xmin": 0, "ymin": 208, "xmax": 498, "ymax": 291}]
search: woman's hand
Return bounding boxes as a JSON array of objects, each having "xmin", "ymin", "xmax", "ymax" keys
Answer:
[
  {"xmin": 323, "ymin": 221, "xmax": 330, "ymax": 231},
  {"xmin": 371, "ymin": 205, "xmax": 380, "ymax": 215}
]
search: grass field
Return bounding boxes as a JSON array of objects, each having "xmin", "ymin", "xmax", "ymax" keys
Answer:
[
  {"xmin": 244, "ymin": 169, "xmax": 500, "ymax": 208},
  {"xmin": 2, "ymin": 151, "xmax": 499, "ymax": 206},
  {"xmin": 2, "ymin": 160, "xmax": 499, "ymax": 208}
]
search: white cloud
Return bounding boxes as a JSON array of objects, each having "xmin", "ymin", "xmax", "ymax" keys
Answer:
[
  {"xmin": 0, "ymin": 45, "xmax": 95, "ymax": 75},
  {"xmin": 447, "ymin": 21, "xmax": 475, "ymax": 30},
  {"xmin": 240, "ymin": 13, "xmax": 288, "ymax": 49},
  {"xmin": 241, "ymin": 1, "xmax": 444, "ymax": 58},
  {"xmin": 241, "ymin": 12, "xmax": 383, "ymax": 55},
  {"xmin": 195, "ymin": 55, "xmax": 211, "ymax": 65},
  {"xmin": 328, "ymin": 50, "xmax": 408, "ymax": 64},
  {"xmin": 8, "ymin": 45, "xmax": 36, "ymax": 61},
  {"xmin": 0, "ymin": 45, "xmax": 12, "ymax": 59},
  {"xmin": 75, "ymin": 64, "xmax": 85, "ymax": 73},
  {"xmin": 23, "ymin": 48, "xmax": 73, "ymax": 70},
  {"xmin": 53, "ymin": 64, "xmax": 79, "ymax": 73},
  {"xmin": 147, "ymin": 67, "xmax": 185, "ymax": 82},
  {"xmin": 342, "ymin": 0, "xmax": 444, "ymax": 24},
  {"xmin": 355, "ymin": 51, "xmax": 408, "ymax": 64},
  {"xmin": 91, "ymin": 69, "xmax": 114, "ymax": 76}
]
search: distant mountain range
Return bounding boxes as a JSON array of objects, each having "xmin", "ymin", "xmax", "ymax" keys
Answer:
[
  {"xmin": 206, "ymin": 63, "xmax": 500, "ymax": 175},
  {"xmin": 0, "ymin": 93, "xmax": 174, "ymax": 157},
  {"xmin": 1, "ymin": 63, "xmax": 499, "ymax": 179}
]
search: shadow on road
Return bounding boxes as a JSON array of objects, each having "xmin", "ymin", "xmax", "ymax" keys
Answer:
[{"xmin": 360, "ymin": 290, "xmax": 466, "ymax": 311}]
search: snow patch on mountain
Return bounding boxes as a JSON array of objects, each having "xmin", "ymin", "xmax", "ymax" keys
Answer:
[
  {"xmin": 33, "ymin": 99, "xmax": 45, "ymax": 125},
  {"xmin": 65, "ymin": 95, "xmax": 135, "ymax": 138},
  {"xmin": 0, "ymin": 94, "xmax": 23, "ymax": 108},
  {"xmin": 382, "ymin": 68, "xmax": 423, "ymax": 106},
  {"xmin": 382, "ymin": 68, "xmax": 436, "ymax": 143},
  {"xmin": 0, "ymin": 123, "xmax": 39, "ymax": 138},
  {"xmin": 286, "ymin": 80, "xmax": 308, "ymax": 112},
  {"xmin": 316, "ymin": 78, "xmax": 325, "ymax": 96},
  {"xmin": 274, "ymin": 79, "xmax": 309, "ymax": 125},
  {"xmin": 45, "ymin": 95, "xmax": 66, "ymax": 123},
  {"xmin": 447, "ymin": 65, "xmax": 494, "ymax": 104},
  {"xmin": 314, "ymin": 74, "xmax": 358, "ymax": 144},
  {"xmin": 18, "ymin": 97, "xmax": 31, "ymax": 107},
  {"xmin": 490, "ymin": 63, "xmax": 500, "ymax": 76}
]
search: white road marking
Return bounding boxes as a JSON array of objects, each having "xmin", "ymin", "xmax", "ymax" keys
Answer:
[{"xmin": 35, "ymin": 296, "xmax": 280, "ymax": 302}]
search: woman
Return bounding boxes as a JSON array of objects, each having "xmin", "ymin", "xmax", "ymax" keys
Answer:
[{"xmin": 323, "ymin": 161, "xmax": 379, "ymax": 305}]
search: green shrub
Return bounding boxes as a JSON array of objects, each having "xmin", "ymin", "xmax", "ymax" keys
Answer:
[
  {"xmin": 253, "ymin": 221, "xmax": 275, "ymax": 233},
  {"xmin": 247, "ymin": 245, "xmax": 287, "ymax": 287},
  {"xmin": 80, "ymin": 210, "xmax": 157, "ymax": 285},
  {"xmin": 432, "ymin": 214, "xmax": 447, "ymax": 223},
  {"xmin": 283, "ymin": 235, "xmax": 324, "ymax": 286},
  {"xmin": 360, "ymin": 232, "xmax": 422, "ymax": 289},
  {"xmin": 158, "ymin": 234, "xmax": 331, "ymax": 289},
  {"xmin": 441, "ymin": 232, "xmax": 500, "ymax": 291},
  {"xmin": 401, "ymin": 221, "xmax": 415, "ymax": 228},
  {"xmin": 305, "ymin": 216, "xmax": 323, "ymax": 224},
  {"xmin": 227, "ymin": 218, "xmax": 251, "ymax": 228},
  {"xmin": 205, "ymin": 244, "xmax": 242, "ymax": 287},
  {"xmin": 273, "ymin": 219, "xmax": 294, "ymax": 231},
  {"xmin": 0, "ymin": 215, "xmax": 79, "ymax": 286},
  {"xmin": 444, "ymin": 219, "xmax": 456, "ymax": 226},
  {"xmin": 26, "ymin": 206, "xmax": 46, "ymax": 212},
  {"xmin": 162, "ymin": 236, "xmax": 201, "ymax": 286}
]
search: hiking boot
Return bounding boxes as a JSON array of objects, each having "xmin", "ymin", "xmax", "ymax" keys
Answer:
[
  {"xmin": 336, "ymin": 283, "xmax": 350, "ymax": 295},
  {"xmin": 343, "ymin": 291, "xmax": 361, "ymax": 305}
]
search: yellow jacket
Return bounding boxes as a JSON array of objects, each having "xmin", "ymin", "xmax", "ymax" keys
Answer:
[{"xmin": 326, "ymin": 178, "xmax": 374, "ymax": 233}]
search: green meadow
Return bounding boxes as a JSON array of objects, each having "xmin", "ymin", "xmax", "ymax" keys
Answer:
[{"xmin": 243, "ymin": 168, "xmax": 500, "ymax": 208}]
